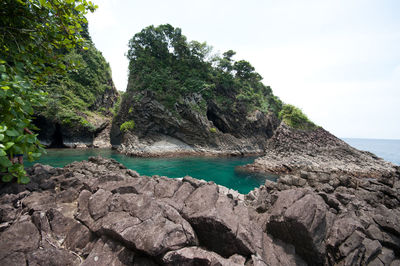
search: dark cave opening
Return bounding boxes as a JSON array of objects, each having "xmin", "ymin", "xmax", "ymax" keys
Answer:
[
  {"xmin": 49, "ymin": 124, "xmax": 67, "ymax": 148},
  {"xmin": 206, "ymin": 109, "xmax": 229, "ymax": 133}
]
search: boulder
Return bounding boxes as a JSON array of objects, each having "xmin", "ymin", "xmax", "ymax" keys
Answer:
[{"xmin": 267, "ymin": 189, "xmax": 329, "ymax": 265}]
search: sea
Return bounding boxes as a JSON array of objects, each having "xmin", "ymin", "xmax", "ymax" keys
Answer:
[
  {"xmin": 342, "ymin": 138, "xmax": 400, "ymax": 166},
  {"xmin": 25, "ymin": 138, "xmax": 399, "ymax": 194}
]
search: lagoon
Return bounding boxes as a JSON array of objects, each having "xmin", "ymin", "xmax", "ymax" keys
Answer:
[{"xmin": 26, "ymin": 149, "xmax": 276, "ymax": 194}]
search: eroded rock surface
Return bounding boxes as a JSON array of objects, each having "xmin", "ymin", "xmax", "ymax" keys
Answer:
[
  {"xmin": 242, "ymin": 124, "xmax": 399, "ymax": 180},
  {"xmin": 0, "ymin": 156, "xmax": 399, "ymax": 265}
]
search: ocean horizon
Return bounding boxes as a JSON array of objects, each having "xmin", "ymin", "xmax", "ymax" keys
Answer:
[{"xmin": 342, "ymin": 138, "xmax": 400, "ymax": 166}]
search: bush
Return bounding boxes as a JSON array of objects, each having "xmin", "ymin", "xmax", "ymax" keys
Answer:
[
  {"xmin": 120, "ymin": 120, "xmax": 135, "ymax": 132},
  {"xmin": 278, "ymin": 104, "xmax": 317, "ymax": 130}
]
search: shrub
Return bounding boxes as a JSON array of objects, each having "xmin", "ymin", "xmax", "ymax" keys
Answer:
[
  {"xmin": 278, "ymin": 104, "xmax": 317, "ymax": 130},
  {"xmin": 120, "ymin": 120, "xmax": 135, "ymax": 132}
]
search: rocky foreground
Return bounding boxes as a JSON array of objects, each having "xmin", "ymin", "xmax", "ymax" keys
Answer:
[{"xmin": 0, "ymin": 156, "xmax": 399, "ymax": 265}]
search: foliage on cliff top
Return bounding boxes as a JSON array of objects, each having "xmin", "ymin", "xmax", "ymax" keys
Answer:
[
  {"xmin": 279, "ymin": 104, "xmax": 317, "ymax": 130},
  {"xmin": 37, "ymin": 40, "xmax": 116, "ymax": 130},
  {"xmin": 0, "ymin": 0, "xmax": 96, "ymax": 183},
  {"xmin": 126, "ymin": 24, "xmax": 283, "ymax": 116}
]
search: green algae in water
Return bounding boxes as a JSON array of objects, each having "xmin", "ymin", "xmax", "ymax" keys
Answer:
[{"xmin": 26, "ymin": 149, "xmax": 277, "ymax": 194}]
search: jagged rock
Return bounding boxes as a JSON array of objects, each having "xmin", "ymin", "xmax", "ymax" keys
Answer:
[
  {"xmin": 0, "ymin": 219, "xmax": 40, "ymax": 260},
  {"xmin": 162, "ymin": 247, "xmax": 246, "ymax": 266},
  {"xmin": 182, "ymin": 183, "xmax": 260, "ymax": 257},
  {"xmin": 242, "ymin": 124, "xmax": 399, "ymax": 180},
  {"xmin": 0, "ymin": 156, "xmax": 399, "ymax": 265},
  {"xmin": 27, "ymin": 247, "xmax": 80, "ymax": 266},
  {"xmin": 267, "ymin": 189, "xmax": 329, "ymax": 265},
  {"xmin": 261, "ymin": 235, "xmax": 307, "ymax": 266},
  {"xmin": 111, "ymin": 89, "xmax": 279, "ymax": 156},
  {"xmin": 81, "ymin": 237, "xmax": 136, "ymax": 266}
]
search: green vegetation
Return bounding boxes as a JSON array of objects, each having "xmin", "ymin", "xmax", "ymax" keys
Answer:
[
  {"xmin": 278, "ymin": 104, "xmax": 317, "ymax": 130},
  {"xmin": 120, "ymin": 120, "xmax": 135, "ymax": 132},
  {"xmin": 126, "ymin": 24, "xmax": 283, "ymax": 117},
  {"xmin": 0, "ymin": 0, "xmax": 96, "ymax": 183},
  {"xmin": 38, "ymin": 40, "xmax": 114, "ymax": 130}
]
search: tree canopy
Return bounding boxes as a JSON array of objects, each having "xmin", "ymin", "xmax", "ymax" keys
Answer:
[
  {"xmin": 126, "ymin": 24, "xmax": 283, "ymax": 115},
  {"xmin": 0, "ymin": 0, "xmax": 97, "ymax": 183}
]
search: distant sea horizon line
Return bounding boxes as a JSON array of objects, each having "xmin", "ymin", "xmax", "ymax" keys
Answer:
[
  {"xmin": 341, "ymin": 137, "xmax": 400, "ymax": 141},
  {"xmin": 342, "ymin": 138, "xmax": 400, "ymax": 165}
]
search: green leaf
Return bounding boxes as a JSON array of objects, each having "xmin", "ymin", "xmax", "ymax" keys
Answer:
[
  {"xmin": 1, "ymin": 86, "xmax": 10, "ymax": 90},
  {"xmin": 2, "ymin": 174, "xmax": 13, "ymax": 183},
  {"xmin": 20, "ymin": 176, "xmax": 30, "ymax": 184},
  {"xmin": 0, "ymin": 134, "xmax": 4, "ymax": 141},
  {"xmin": 5, "ymin": 129, "xmax": 19, "ymax": 137},
  {"xmin": 75, "ymin": 4, "xmax": 85, "ymax": 12},
  {"xmin": 0, "ymin": 150, "xmax": 6, "ymax": 156},
  {"xmin": 4, "ymin": 142, "xmax": 14, "ymax": 150},
  {"xmin": 0, "ymin": 156, "xmax": 12, "ymax": 167}
]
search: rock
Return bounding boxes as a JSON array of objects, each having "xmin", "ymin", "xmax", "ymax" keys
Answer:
[
  {"xmin": 261, "ymin": 235, "xmax": 307, "ymax": 266},
  {"xmin": 326, "ymin": 215, "xmax": 364, "ymax": 249},
  {"xmin": 95, "ymin": 195, "xmax": 198, "ymax": 256},
  {"xmin": 182, "ymin": 183, "xmax": 259, "ymax": 257},
  {"xmin": 110, "ymin": 89, "xmax": 280, "ymax": 156},
  {"xmin": 338, "ymin": 230, "xmax": 365, "ymax": 258},
  {"xmin": 1, "ymin": 156, "xmax": 399, "ymax": 266},
  {"xmin": 64, "ymin": 222, "xmax": 93, "ymax": 252},
  {"xmin": 0, "ymin": 220, "xmax": 40, "ymax": 260},
  {"xmin": 241, "ymin": 124, "xmax": 399, "ymax": 180},
  {"xmin": 267, "ymin": 189, "xmax": 329, "ymax": 265},
  {"xmin": 0, "ymin": 252, "xmax": 26, "ymax": 265},
  {"xmin": 82, "ymin": 237, "xmax": 136, "ymax": 266},
  {"xmin": 27, "ymin": 247, "xmax": 80, "ymax": 266},
  {"xmin": 362, "ymin": 238, "xmax": 382, "ymax": 264},
  {"xmin": 162, "ymin": 247, "xmax": 246, "ymax": 266}
]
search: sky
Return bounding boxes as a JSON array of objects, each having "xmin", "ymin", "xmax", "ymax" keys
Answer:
[{"xmin": 87, "ymin": 0, "xmax": 400, "ymax": 140}]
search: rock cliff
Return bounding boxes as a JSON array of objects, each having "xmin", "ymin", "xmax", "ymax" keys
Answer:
[
  {"xmin": 33, "ymin": 27, "xmax": 119, "ymax": 148},
  {"xmin": 111, "ymin": 90, "xmax": 279, "ymax": 156},
  {"xmin": 0, "ymin": 157, "xmax": 399, "ymax": 265}
]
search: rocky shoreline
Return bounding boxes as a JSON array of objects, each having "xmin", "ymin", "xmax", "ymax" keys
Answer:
[
  {"xmin": 0, "ymin": 156, "xmax": 399, "ymax": 265},
  {"xmin": 241, "ymin": 124, "xmax": 399, "ymax": 180}
]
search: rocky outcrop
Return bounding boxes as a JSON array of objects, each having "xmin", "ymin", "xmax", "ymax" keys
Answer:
[
  {"xmin": 246, "ymin": 161, "xmax": 400, "ymax": 265},
  {"xmin": 0, "ymin": 156, "xmax": 399, "ymax": 265},
  {"xmin": 111, "ymin": 90, "xmax": 279, "ymax": 156},
  {"xmin": 242, "ymin": 123, "xmax": 399, "ymax": 179},
  {"xmin": 34, "ymin": 116, "xmax": 112, "ymax": 148}
]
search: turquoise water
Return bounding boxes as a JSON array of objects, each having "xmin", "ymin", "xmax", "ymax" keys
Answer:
[
  {"xmin": 26, "ymin": 149, "xmax": 276, "ymax": 194},
  {"xmin": 343, "ymin": 138, "xmax": 400, "ymax": 165}
]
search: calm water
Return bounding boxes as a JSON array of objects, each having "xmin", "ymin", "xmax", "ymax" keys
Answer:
[
  {"xmin": 343, "ymin": 138, "xmax": 400, "ymax": 165},
  {"xmin": 26, "ymin": 149, "xmax": 276, "ymax": 194}
]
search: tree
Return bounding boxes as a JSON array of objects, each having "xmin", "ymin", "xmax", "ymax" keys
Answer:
[
  {"xmin": 278, "ymin": 104, "xmax": 317, "ymax": 130},
  {"xmin": 0, "ymin": 0, "xmax": 97, "ymax": 183}
]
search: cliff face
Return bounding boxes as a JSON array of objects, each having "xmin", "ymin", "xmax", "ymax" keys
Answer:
[
  {"xmin": 0, "ymin": 157, "xmax": 399, "ymax": 265},
  {"xmin": 34, "ymin": 37, "xmax": 119, "ymax": 148},
  {"xmin": 111, "ymin": 24, "xmax": 285, "ymax": 156},
  {"xmin": 111, "ymin": 90, "xmax": 280, "ymax": 156}
]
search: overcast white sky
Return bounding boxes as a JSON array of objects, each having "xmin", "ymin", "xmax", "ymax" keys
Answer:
[{"xmin": 87, "ymin": 0, "xmax": 400, "ymax": 140}]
